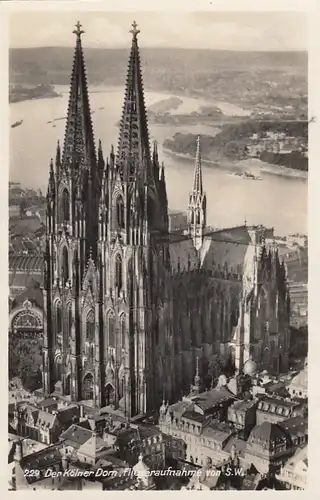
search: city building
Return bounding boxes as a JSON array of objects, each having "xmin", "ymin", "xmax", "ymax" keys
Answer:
[
  {"xmin": 243, "ymin": 421, "xmax": 294, "ymax": 474},
  {"xmin": 227, "ymin": 399, "xmax": 258, "ymax": 438},
  {"xmin": 159, "ymin": 373, "xmax": 237, "ymax": 466},
  {"xmin": 288, "ymin": 360, "xmax": 308, "ymax": 400},
  {"xmin": 276, "ymin": 445, "xmax": 307, "ymax": 490},
  {"xmin": 10, "ymin": 399, "xmax": 81, "ymax": 444},
  {"xmin": 256, "ymin": 396, "xmax": 304, "ymax": 425},
  {"xmin": 39, "ymin": 21, "xmax": 290, "ymax": 418}
]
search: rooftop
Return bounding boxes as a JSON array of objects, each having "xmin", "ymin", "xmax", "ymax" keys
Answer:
[
  {"xmin": 20, "ymin": 444, "xmax": 63, "ymax": 476},
  {"xmin": 280, "ymin": 416, "xmax": 308, "ymax": 438},
  {"xmin": 248, "ymin": 421, "xmax": 288, "ymax": 444},
  {"xmin": 192, "ymin": 386, "xmax": 235, "ymax": 411},
  {"xmin": 229, "ymin": 399, "xmax": 258, "ymax": 411},
  {"xmin": 60, "ymin": 424, "xmax": 94, "ymax": 448}
]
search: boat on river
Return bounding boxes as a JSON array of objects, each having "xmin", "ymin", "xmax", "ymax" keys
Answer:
[
  {"xmin": 11, "ymin": 120, "xmax": 23, "ymax": 129},
  {"xmin": 230, "ymin": 171, "xmax": 261, "ymax": 180}
]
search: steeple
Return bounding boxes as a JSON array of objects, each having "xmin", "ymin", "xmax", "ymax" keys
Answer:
[
  {"xmin": 188, "ymin": 136, "xmax": 207, "ymax": 251},
  {"xmin": 190, "ymin": 356, "xmax": 202, "ymax": 395},
  {"xmin": 116, "ymin": 21, "xmax": 151, "ymax": 182},
  {"xmin": 193, "ymin": 135, "xmax": 203, "ymax": 195},
  {"xmin": 194, "ymin": 356, "xmax": 201, "ymax": 387},
  {"xmin": 62, "ymin": 21, "xmax": 97, "ymax": 180}
]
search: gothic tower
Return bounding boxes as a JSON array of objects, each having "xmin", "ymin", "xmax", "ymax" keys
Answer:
[
  {"xmin": 43, "ymin": 22, "xmax": 103, "ymax": 400},
  {"xmin": 188, "ymin": 136, "xmax": 206, "ymax": 250},
  {"xmin": 98, "ymin": 22, "xmax": 170, "ymax": 417}
]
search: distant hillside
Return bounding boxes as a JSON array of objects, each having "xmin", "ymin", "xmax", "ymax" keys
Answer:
[{"xmin": 9, "ymin": 47, "xmax": 308, "ymax": 102}]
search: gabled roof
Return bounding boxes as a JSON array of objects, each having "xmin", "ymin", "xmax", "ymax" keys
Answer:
[
  {"xmin": 60, "ymin": 423, "xmax": 93, "ymax": 448},
  {"xmin": 36, "ymin": 409, "xmax": 58, "ymax": 429}
]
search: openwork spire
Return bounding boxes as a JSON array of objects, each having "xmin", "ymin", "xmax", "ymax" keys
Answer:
[
  {"xmin": 194, "ymin": 356, "xmax": 201, "ymax": 387},
  {"xmin": 193, "ymin": 135, "xmax": 203, "ymax": 194},
  {"xmin": 116, "ymin": 21, "xmax": 150, "ymax": 181},
  {"xmin": 62, "ymin": 22, "xmax": 96, "ymax": 173}
]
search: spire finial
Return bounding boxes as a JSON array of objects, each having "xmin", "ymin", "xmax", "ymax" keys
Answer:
[
  {"xmin": 130, "ymin": 20, "xmax": 140, "ymax": 40},
  {"xmin": 73, "ymin": 21, "xmax": 85, "ymax": 39}
]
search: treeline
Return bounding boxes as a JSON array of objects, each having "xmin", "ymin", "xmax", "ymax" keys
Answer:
[
  {"xmin": 164, "ymin": 132, "xmax": 248, "ymax": 159},
  {"xmin": 260, "ymin": 151, "xmax": 308, "ymax": 171},
  {"xmin": 164, "ymin": 119, "xmax": 308, "ymax": 170},
  {"xmin": 215, "ymin": 119, "xmax": 308, "ymax": 141},
  {"xmin": 9, "ymin": 83, "xmax": 60, "ymax": 103}
]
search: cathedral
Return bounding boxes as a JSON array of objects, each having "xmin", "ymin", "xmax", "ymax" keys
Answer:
[{"xmin": 42, "ymin": 21, "xmax": 290, "ymax": 418}]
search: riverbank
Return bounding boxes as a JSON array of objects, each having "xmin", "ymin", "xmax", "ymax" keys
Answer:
[
  {"xmin": 9, "ymin": 84, "xmax": 61, "ymax": 103},
  {"xmin": 163, "ymin": 148, "xmax": 308, "ymax": 180}
]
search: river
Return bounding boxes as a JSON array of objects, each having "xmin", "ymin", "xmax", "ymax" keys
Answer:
[{"xmin": 10, "ymin": 86, "xmax": 307, "ymax": 236}]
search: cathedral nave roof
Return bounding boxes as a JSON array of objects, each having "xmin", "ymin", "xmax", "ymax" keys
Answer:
[{"xmin": 168, "ymin": 234, "xmax": 199, "ymax": 272}]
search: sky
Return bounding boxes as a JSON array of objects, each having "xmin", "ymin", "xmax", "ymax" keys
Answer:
[{"xmin": 9, "ymin": 11, "xmax": 307, "ymax": 51}]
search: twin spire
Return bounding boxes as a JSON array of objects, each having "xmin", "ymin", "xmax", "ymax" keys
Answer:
[
  {"xmin": 116, "ymin": 21, "xmax": 151, "ymax": 181},
  {"xmin": 62, "ymin": 21, "xmax": 96, "ymax": 174},
  {"xmin": 57, "ymin": 21, "xmax": 203, "ymax": 201}
]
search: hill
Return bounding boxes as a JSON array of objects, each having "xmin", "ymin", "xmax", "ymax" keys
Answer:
[{"xmin": 9, "ymin": 47, "xmax": 308, "ymax": 106}]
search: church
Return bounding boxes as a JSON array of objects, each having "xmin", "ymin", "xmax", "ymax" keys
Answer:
[{"xmin": 42, "ymin": 21, "xmax": 290, "ymax": 418}]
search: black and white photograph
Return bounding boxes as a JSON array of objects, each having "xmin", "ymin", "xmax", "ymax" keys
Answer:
[{"xmin": 7, "ymin": 8, "xmax": 308, "ymax": 491}]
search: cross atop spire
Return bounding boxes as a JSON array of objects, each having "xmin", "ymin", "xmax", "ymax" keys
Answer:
[
  {"xmin": 73, "ymin": 21, "xmax": 85, "ymax": 39},
  {"xmin": 130, "ymin": 21, "xmax": 140, "ymax": 40}
]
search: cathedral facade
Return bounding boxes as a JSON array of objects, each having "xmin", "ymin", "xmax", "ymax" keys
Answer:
[{"xmin": 42, "ymin": 22, "xmax": 290, "ymax": 418}]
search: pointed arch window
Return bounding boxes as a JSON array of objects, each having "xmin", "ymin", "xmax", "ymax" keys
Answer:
[
  {"xmin": 83, "ymin": 373, "xmax": 94, "ymax": 400},
  {"xmin": 61, "ymin": 247, "xmax": 69, "ymax": 285},
  {"xmin": 107, "ymin": 312, "xmax": 115, "ymax": 348},
  {"xmin": 67, "ymin": 304, "xmax": 72, "ymax": 337},
  {"xmin": 120, "ymin": 314, "xmax": 126, "ymax": 350},
  {"xmin": 196, "ymin": 211, "xmax": 201, "ymax": 224},
  {"xmin": 86, "ymin": 310, "xmax": 95, "ymax": 344},
  {"xmin": 55, "ymin": 301, "xmax": 62, "ymax": 341},
  {"xmin": 73, "ymin": 250, "xmax": 79, "ymax": 291},
  {"xmin": 61, "ymin": 189, "xmax": 70, "ymax": 223},
  {"xmin": 116, "ymin": 196, "xmax": 125, "ymax": 229},
  {"xmin": 115, "ymin": 254, "xmax": 123, "ymax": 294}
]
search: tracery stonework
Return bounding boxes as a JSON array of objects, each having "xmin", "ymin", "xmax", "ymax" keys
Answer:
[{"xmin": 42, "ymin": 22, "xmax": 290, "ymax": 418}]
